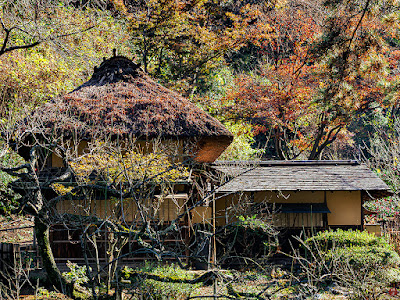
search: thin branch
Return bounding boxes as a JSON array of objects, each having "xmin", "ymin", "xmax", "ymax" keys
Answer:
[
  {"xmin": 347, "ymin": 0, "xmax": 370, "ymax": 51},
  {"xmin": 315, "ymin": 124, "xmax": 342, "ymax": 158},
  {"xmin": 0, "ymin": 24, "xmax": 95, "ymax": 56}
]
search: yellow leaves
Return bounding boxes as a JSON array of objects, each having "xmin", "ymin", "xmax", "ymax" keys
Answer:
[
  {"xmin": 70, "ymin": 148, "xmax": 189, "ymax": 185},
  {"xmin": 275, "ymin": 0, "xmax": 288, "ymax": 9},
  {"xmin": 218, "ymin": 121, "xmax": 263, "ymax": 160},
  {"xmin": 51, "ymin": 183, "xmax": 74, "ymax": 196},
  {"xmin": 0, "ymin": 6, "xmax": 131, "ymax": 113},
  {"xmin": 110, "ymin": 0, "xmax": 128, "ymax": 14},
  {"xmin": 116, "ymin": 0, "xmax": 275, "ymax": 94}
]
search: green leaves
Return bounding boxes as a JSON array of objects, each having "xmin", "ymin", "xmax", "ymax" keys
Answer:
[
  {"xmin": 0, "ymin": 4, "xmax": 131, "ymax": 117},
  {"xmin": 305, "ymin": 229, "xmax": 390, "ymax": 249},
  {"xmin": 112, "ymin": 0, "xmax": 272, "ymax": 95}
]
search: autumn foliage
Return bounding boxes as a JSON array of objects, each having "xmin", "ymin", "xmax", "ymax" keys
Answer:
[
  {"xmin": 110, "ymin": 0, "xmax": 273, "ymax": 94},
  {"xmin": 208, "ymin": 0, "xmax": 400, "ymax": 159}
]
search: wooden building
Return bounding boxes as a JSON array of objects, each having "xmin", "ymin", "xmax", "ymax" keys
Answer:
[
  {"xmin": 212, "ymin": 160, "xmax": 391, "ymax": 231},
  {"xmin": 12, "ymin": 55, "xmax": 233, "ymax": 266},
  {"xmin": 11, "ymin": 55, "xmax": 392, "ymax": 267}
]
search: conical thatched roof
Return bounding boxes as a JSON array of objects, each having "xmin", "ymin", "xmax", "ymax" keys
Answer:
[{"xmin": 19, "ymin": 56, "xmax": 233, "ymax": 163}]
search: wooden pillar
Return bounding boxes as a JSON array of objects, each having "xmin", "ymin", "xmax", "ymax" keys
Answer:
[
  {"xmin": 211, "ymin": 190, "xmax": 216, "ymax": 267},
  {"xmin": 361, "ymin": 191, "xmax": 365, "ymax": 231},
  {"xmin": 323, "ymin": 191, "xmax": 328, "ymax": 229}
]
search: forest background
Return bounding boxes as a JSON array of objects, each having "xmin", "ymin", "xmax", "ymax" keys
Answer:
[{"xmin": 1, "ymin": 0, "xmax": 400, "ymax": 234}]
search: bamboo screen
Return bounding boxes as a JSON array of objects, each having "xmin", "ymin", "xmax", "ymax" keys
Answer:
[{"xmin": 274, "ymin": 213, "xmax": 324, "ymax": 228}]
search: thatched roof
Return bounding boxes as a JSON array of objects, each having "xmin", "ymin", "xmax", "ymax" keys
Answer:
[
  {"xmin": 213, "ymin": 160, "xmax": 392, "ymax": 196},
  {"xmin": 17, "ymin": 56, "xmax": 233, "ymax": 162},
  {"xmin": 30, "ymin": 56, "xmax": 232, "ymax": 139}
]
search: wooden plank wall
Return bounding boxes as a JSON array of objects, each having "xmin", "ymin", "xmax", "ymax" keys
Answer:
[{"xmin": 0, "ymin": 243, "xmax": 14, "ymax": 274}]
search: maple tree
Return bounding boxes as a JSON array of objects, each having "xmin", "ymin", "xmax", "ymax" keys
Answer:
[{"xmin": 210, "ymin": 0, "xmax": 400, "ymax": 160}]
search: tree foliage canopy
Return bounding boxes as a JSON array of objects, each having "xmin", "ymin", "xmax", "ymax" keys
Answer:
[{"xmin": 205, "ymin": 0, "xmax": 400, "ymax": 159}]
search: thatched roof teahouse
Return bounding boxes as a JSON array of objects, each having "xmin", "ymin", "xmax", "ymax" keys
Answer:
[{"xmin": 18, "ymin": 56, "xmax": 233, "ymax": 163}]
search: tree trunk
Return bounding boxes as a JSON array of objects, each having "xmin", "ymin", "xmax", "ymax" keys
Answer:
[{"xmin": 34, "ymin": 216, "xmax": 72, "ymax": 296}]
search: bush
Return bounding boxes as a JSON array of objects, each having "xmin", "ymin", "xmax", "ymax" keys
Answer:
[
  {"xmin": 141, "ymin": 279, "xmax": 201, "ymax": 300},
  {"xmin": 325, "ymin": 245, "xmax": 400, "ymax": 268},
  {"xmin": 305, "ymin": 229, "xmax": 399, "ymax": 268},
  {"xmin": 121, "ymin": 263, "xmax": 202, "ymax": 300},
  {"xmin": 216, "ymin": 215, "xmax": 279, "ymax": 265},
  {"xmin": 62, "ymin": 261, "xmax": 89, "ymax": 285},
  {"xmin": 300, "ymin": 229, "xmax": 400, "ymax": 298},
  {"xmin": 292, "ymin": 230, "xmax": 400, "ymax": 299},
  {"xmin": 124, "ymin": 263, "xmax": 194, "ymax": 281},
  {"xmin": 305, "ymin": 228, "xmax": 390, "ymax": 250}
]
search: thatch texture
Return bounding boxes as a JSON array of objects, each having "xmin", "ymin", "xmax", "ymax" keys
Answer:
[
  {"xmin": 29, "ymin": 56, "xmax": 232, "ymax": 140},
  {"xmin": 17, "ymin": 56, "xmax": 233, "ymax": 162}
]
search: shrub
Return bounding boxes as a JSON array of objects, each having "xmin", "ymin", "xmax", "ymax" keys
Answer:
[
  {"xmin": 325, "ymin": 245, "xmax": 400, "ymax": 268},
  {"xmin": 299, "ymin": 229, "xmax": 400, "ymax": 299},
  {"xmin": 305, "ymin": 229, "xmax": 399, "ymax": 268},
  {"xmin": 364, "ymin": 197, "xmax": 400, "ymax": 220},
  {"xmin": 62, "ymin": 261, "xmax": 89, "ymax": 285},
  {"xmin": 121, "ymin": 263, "xmax": 202, "ymax": 300},
  {"xmin": 141, "ymin": 279, "xmax": 201, "ymax": 300},
  {"xmin": 305, "ymin": 228, "xmax": 390, "ymax": 250},
  {"xmin": 216, "ymin": 215, "xmax": 279, "ymax": 265}
]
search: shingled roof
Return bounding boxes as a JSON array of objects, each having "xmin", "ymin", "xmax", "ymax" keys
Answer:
[{"xmin": 213, "ymin": 160, "xmax": 391, "ymax": 193}]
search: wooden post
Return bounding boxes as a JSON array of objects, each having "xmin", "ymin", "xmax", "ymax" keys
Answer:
[
  {"xmin": 212, "ymin": 189, "xmax": 216, "ymax": 267},
  {"xmin": 0, "ymin": 243, "xmax": 3, "ymax": 274},
  {"xmin": 361, "ymin": 191, "xmax": 365, "ymax": 231},
  {"xmin": 115, "ymin": 276, "xmax": 123, "ymax": 300},
  {"xmin": 33, "ymin": 227, "xmax": 39, "ymax": 268},
  {"xmin": 323, "ymin": 191, "xmax": 328, "ymax": 229}
]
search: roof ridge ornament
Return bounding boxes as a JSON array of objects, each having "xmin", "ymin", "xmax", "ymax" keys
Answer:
[{"xmin": 90, "ymin": 55, "xmax": 142, "ymax": 84}]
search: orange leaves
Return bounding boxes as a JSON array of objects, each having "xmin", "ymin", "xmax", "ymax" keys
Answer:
[
  {"xmin": 214, "ymin": 1, "xmax": 394, "ymax": 158},
  {"xmin": 111, "ymin": 0, "xmax": 276, "ymax": 94},
  {"xmin": 109, "ymin": 0, "xmax": 128, "ymax": 14},
  {"xmin": 223, "ymin": 67, "xmax": 311, "ymax": 133}
]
